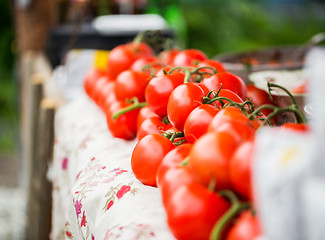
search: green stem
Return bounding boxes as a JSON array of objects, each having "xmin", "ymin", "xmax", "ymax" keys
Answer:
[
  {"xmin": 210, "ymin": 190, "xmax": 250, "ymax": 240},
  {"xmin": 167, "ymin": 66, "xmax": 192, "ymax": 83},
  {"xmin": 191, "ymin": 66, "xmax": 219, "ymax": 75},
  {"xmin": 113, "ymin": 98, "xmax": 147, "ymax": 120}
]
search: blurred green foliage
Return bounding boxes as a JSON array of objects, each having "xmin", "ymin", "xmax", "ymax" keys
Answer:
[
  {"xmin": 0, "ymin": 0, "xmax": 16, "ymax": 154},
  {"xmin": 147, "ymin": 0, "xmax": 325, "ymax": 57}
]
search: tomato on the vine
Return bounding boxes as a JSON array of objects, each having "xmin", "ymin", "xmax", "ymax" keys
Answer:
[
  {"xmin": 136, "ymin": 116, "xmax": 171, "ymax": 140},
  {"xmin": 84, "ymin": 68, "xmax": 106, "ymax": 98},
  {"xmin": 167, "ymin": 82, "xmax": 210, "ymax": 131},
  {"xmin": 131, "ymin": 133, "xmax": 175, "ymax": 187},
  {"xmin": 136, "ymin": 105, "xmax": 159, "ymax": 130},
  {"xmin": 145, "ymin": 71, "xmax": 185, "ymax": 117},
  {"xmin": 166, "ymin": 182, "xmax": 230, "ymax": 240},
  {"xmin": 131, "ymin": 56, "xmax": 163, "ymax": 74},
  {"xmin": 114, "ymin": 70, "xmax": 151, "ymax": 102},
  {"xmin": 107, "ymin": 42, "xmax": 154, "ymax": 79},
  {"xmin": 184, "ymin": 104, "xmax": 220, "ymax": 143},
  {"xmin": 201, "ymin": 72, "xmax": 247, "ymax": 100},
  {"xmin": 156, "ymin": 143, "xmax": 193, "ymax": 187},
  {"xmin": 229, "ymin": 140, "xmax": 255, "ymax": 200},
  {"xmin": 173, "ymin": 49, "xmax": 208, "ymax": 67},
  {"xmin": 227, "ymin": 210, "xmax": 262, "ymax": 240},
  {"xmin": 106, "ymin": 100, "xmax": 139, "ymax": 140},
  {"xmin": 158, "ymin": 48, "xmax": 181, "ymax": 65},
  {"xmin": 197, "ymin": 59, "xmax": 227, "ymax": 75}
]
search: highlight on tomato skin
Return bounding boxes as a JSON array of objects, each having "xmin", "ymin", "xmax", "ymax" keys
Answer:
[
  {"xmin": 131, "ymin": 133, "xmax": 175, "ymax": 187},
  {"xmin": 172, "ymin": 49, "xmax": 208, "ymax": 67}
]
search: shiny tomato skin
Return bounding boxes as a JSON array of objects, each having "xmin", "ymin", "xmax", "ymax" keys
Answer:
[
  {"xmin": 131, "ymin": 56, "xmax": 163, "ymax": 74},
  {"xmin": 184, "ymin": 104, "xmax": 220, "ymax": 143},
  {"xmin": 145, "ymin": 72, "xmax": 185, "ymax": 117},
  {"xmin": 106, "ymin": 100, "xmax": 139, "ymax": 140},
  {"xmin": 188, "ymin": 131, "xmax": 239, "ymax": 190},
  {"xmin": 229, "ymin": 140, "xmax": 255, "ymax": 200},
  {"xmin": 166, "ymin": 182, "xmax": 230, "ymax": 240},
  {"xmin": 131, "ymin": 134, "xmax": 175, "ymax": 187},
  {"xmin": 156, "ymin": 143, "xmax": 193, "ymax": 187},
  {"xmin": 107, "ymin": 42, "xmax": 154, "ymax": 79},
  {"xmin": 167, "ymin": 82, "xmax": 210, "ymax": 131},
  {"xmin": 201, "ymin": 72, "xmax": 247, "ymax": 100},
  {"xmin": 93, "ymin": 76, "xmax": 111, "ymax": 105},
  {"xmin": 84, "ymin": 68, "xmax": 106, "ymax": 98},
  {"xmin": 197, "ymin": 59, "xmax": 227, "ymax": 74},
  {"xmin": 158, "ymin": 48, "xmax": 181, "ymax": 65},
  {"xmin": 136, "ymin": 116, "xmax": 172, "ymax": 141},
  {"xmin": 173, "ymin": 49, "xmax": 208, "ymax": 67},
  {"xmin": 136, "ymin": 105, "xmax": 159, "ymax": 130},
  {"xmin": 159, "ymin": 166, "xmax": 196, "ymax": 207},
  {"xmin": 97, "ymin": 80, "xmax": 115, "ymax": 111},
  {"xmin": 208, "ymin": 106, "xmax": 251, "ymax": 132},
  {"xmin": 214, "ymin": 89, "xmax": 244, "ymax": 107},
  {"xmin": 227, "ymin": 210, "xmax": 262, "ymax": 240},
  {"xmin": 114, "ymin": 70, "xmax": 151, "ymax": 102},
  {"xmin": 246, "ymin": 84, "xmax": 276, "ymax": 116}
]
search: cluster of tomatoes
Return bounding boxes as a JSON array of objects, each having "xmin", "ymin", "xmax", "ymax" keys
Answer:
[{"xmin": 84, "ymin": 39, "xmax": 308, "ymax": 240}]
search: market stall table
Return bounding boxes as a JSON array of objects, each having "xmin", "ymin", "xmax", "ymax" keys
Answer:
[{"xmin": 51, "ymin": 93, "xmax": 175, "ymax": 240}]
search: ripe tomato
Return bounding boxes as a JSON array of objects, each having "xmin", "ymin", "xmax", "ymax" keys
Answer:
[
  {"xmin": 246, "ymin": 83, "xmax": 276, "ymax": 116},
  {"xmin": 136, "ymin": 116, "xmax": 172, "ymax": 140},
  {"xmin": 130, "ymin": 56, "xmax": 163, "ymax": 74},
  {"xmin": 166, "ymin": 182, "xmax": 229, "ymax": 240},
  {"xmin": 173, "ymin": 49, "xmax": 208, "ymax": 67},
  {"xmin": 84, "ymin": 68, "xmax": 106, "ymax": 98},
  {"xmin": 114, "ymin": 70, "xmax": 151, "ymax": 102},
  {"xmin": 131, "ymin": 133, "xmax": 175, "ymax": 187},
  {"xmin": 197, "ymin": 59, "xmax": 227, "ymax": 75},
  {"xmin": 145, "ymin": 71, "xmax": 185, "ymax": 117},
  {"xmin": 97, "ymin": 80, "xmax": 115, "ymax": 111},
  {"xmin": 136, "ymin": 105, "xmax": 158, "ymax": 130},
  {"xmin": 229, "ymin": 140, "xmax": 255, "ymax": 200},
  {"xmin": 188, "ymin": 131, "xmax": 239, "ymax": 190},
  {"xmin": 227, "ymin": 210, "xmax": 262, "ymax": 240},
  {"xmin": 107, "ymin": 42, "xmax": 154, "ymax": 79},
  {"xmin": 159, "ymin": 166, "xmax": 196, "ymax": 207},
  {"xmin": 184, "ymin": 104, "xmax": 220, "ymax": 143},
  {"xmin": 158, "ymin": 48, "xmax": 181, "ymax": 65},
  {"xmin": 156, "ymin": 143, "xmax": 193, "ymax": 187},
  {"xmin": 201, "ymin": 72, "xmax": 247, "ymax": 100},
  {"xmin": 106, "ymin": 100, "xmax": 139, "ymax": 140},
  {"xmin": 280, "ymin": 122, "xmax": 309, "ymax": 132},
  {"xmin": 92, "ymin": 76, "xmax": 111, "ymax": 105},
  {"xmin": 167, "ymin": 82, "xmax": 210, "ymax": 131},
  {"xmin": 212, "ymin": 89, "xmax": 244, "ymax": 108}
]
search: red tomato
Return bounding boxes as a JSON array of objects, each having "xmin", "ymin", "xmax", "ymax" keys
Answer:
[
  {"xmin": 102, "ymin": 83, "xmax": 118, "ymax": 114},
  {"xmin": 197, "ymin": 59, "xmax": 227, "ymax": 75},
  {"xmin": 106, "ymin": 100, "xmax": 139, "ymax": 140},
  {"xmin": 136, "ymin": 105, "xmax": 159, "ymax": 130},
  {"xmin": 136, "ymin": 116, "xmax": 172, "ymax": 141},
  {"xmin": 156, "ymin": 143, "xmax": 193, "ymax": 187},
  {"xmin": 246, "ymin": 83, "xmax": 276, "ymax": 116},
  {"xmin": 131, "ymin": 56, "xmax": 163, "ymax": 74},
  {"xmin": 97, "ymin": 80, "xmax": 115, "ymax": 111},
  {"xmin": 184, "ymin": 104, "xmax": 220, "ymax": 143},
  {"xmin": 114, "ymin": 70, "xmax": 151, "ymax": 102},
  {"xmin": 227, "ymin": 210, "xmax": 262, "ymax": 240},
  {"xmin": 201, "ymin": 72, "xmax": 247, "ymax": 100},
  {"xmin": 280, "ymin": 122, "xmax": 309, "ymax": 132},
  {"xmin": 173, "ymin": 49, "xmax": 208, "ymax": 67},
  {"xmin": 107, "ymin": 42, "xmax": 154, "ymax": 79},
  {"xmin": 229, "ymin": 140, "xmax": 255, "ymax": 200},
  {"xmin": 166, "ymin": 182, "xmax": 229, "ymax": 240},
  {"xmin": 159, "ymin": 166, "xmax": 196, "ymax": 207},
  {"xmin": 292, "ymin": 80, "xmax": 308, "ymax": 94},
  {"xmin": 93, "ymin": 76, "xmax": 110, "ymax": 105},
  {"xmin": 188, "ymin": 131, "xmax": 239, "ymax": 190},
  {"xmin": 131, "ymin": 134, "xmax": 175, "ymax": 187},
  {"xmin": 212, "ymin": 89, "xmax": 244, "ymax": 108},
  {"xmin": 83, "ymin": 68, "xmax": 106, "ymax": 98},
  {"xmin": 158, "ymin": 48, "xmax": 181, "ymax": 65},
  {"xmin": 208, "ymin": 106, "xmax": 252, "ymax": 132},
  {"xmin": 167, "ymin": 82, "xmax": 210, "ymax": 131},
  {"xmin": 145, "ymin": 71, "xmax": 185, "ymax": 117}
]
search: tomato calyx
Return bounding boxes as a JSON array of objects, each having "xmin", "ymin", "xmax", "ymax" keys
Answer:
[
  {"xmin": 210, "ymin": 190, "xmax": 251, "ymax": 240},
  {"xmin": 113, "ymin": 97, "xmax": 147, "ymax": 120},
  {"xmin": 163, "ymin": 131, "xmax": 186, "ymax": 145},
  {"xmin": 168, "ymin": 66, "xmax": 219, "ymax": 83}
]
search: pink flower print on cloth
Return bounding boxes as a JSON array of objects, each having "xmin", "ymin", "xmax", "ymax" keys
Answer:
[{"xmin": 74, "ymin": 199, "xmax": 82, "ymax": 218}]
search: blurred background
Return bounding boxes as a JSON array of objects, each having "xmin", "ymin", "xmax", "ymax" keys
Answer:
[{"xmin": 0, "ymin": 0, "xmax": 325, "ymax": 239}]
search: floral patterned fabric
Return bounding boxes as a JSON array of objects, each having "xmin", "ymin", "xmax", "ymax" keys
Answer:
[{"xmin": 51, "ymin": 93, "xmax": 175, "ymax": 240}]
